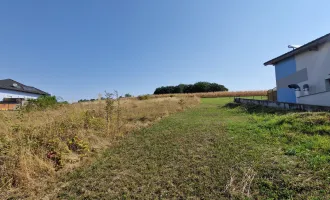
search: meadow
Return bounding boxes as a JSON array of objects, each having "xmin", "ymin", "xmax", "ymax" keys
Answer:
[
  {"xmin": 0, "ymin": 96, "xmax": 200, "ymax": 199},
  {"xmin": 2, "ymin": 95, "xmax": 330, "ymax": 199},
  {"xmin": 55, "ymin": 98, "xmax": 330, "ymax": 199}
]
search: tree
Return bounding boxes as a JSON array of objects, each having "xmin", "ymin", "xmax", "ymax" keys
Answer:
[
  {"xmin": 153, "ymin": 82, "xmax": 228, "ymax": 95},
  {"xmin": 183, "ymin": 84, "xmax": 193, "ymax": 93},
  {"xmin": 125, "ymin": 93, "xmax": 133, "ymax": 97},
  {"xmin": 192, "ymin": 82, "xmax": 210, "ymax": 93},
  {"xmin": 219, "ymin": 84, "xmax": 228, "ymax": 91},
  {"xmin": 208, "ymin": 83, "xmax": 228, "ymax": 92},
  {"xmin": 177, "ymin": 84, "xmax": 185, "ymax": 93}
]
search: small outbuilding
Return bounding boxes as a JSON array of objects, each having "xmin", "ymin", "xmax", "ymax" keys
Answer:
[{"xmin": 264, "ymin": 33, "xmax": 330, "ymax": 106}]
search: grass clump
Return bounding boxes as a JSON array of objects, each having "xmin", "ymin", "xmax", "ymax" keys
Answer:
[{"xmin": 257, "ymin": 112, "xmax": 330, "ymax": 135}]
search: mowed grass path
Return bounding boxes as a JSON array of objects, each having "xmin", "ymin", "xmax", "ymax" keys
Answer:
[{"xmin": 56, "ymin": 98, "xmax": 329, "ymax": 199}]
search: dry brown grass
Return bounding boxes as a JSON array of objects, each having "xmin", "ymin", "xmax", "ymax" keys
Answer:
[
  {"xmin": 130, "ymin": 90, "xmax": 267, "ymax": 99},
  {"xmin": 0, "ymin": 96, "xmax": 200, "ymax": 198}
]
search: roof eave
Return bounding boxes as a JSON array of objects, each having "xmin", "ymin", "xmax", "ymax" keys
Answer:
[
  {"xmin": 264, "ymin": 33, "xmax": 330, "ymax": 66},
  {"xmin": 0, "ymin": 86, "xmax": 49, "ymax": 96},
  {"xmin": 0, "ymin": 79, "xmax": 49, "ymax": 96}
]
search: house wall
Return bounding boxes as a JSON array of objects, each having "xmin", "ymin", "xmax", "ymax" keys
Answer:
[
  {"xmin": 274, "ymin": 41, "xmax": 330, "ymax": 105},
  {"xmin": 297, "ymin": 91, "xmax": 330, "ymax": 106},
  {"xmin": 295, "ymin": 42, "xmax": 330, "ymax": 95},
  {"xmin": 0, "ymin": 89, "xmax": 41, "ymax": 101},
  {"xmin": 274, "ymin": 57, "xmax": 297, "ymax": 103}
]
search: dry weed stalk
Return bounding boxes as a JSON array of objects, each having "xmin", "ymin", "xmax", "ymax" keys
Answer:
[
  {"xmin": 114, "ymin": 91, "xmax": 121, "ymax": 134},
  {"xmin": 224, "ymin": 167, "xmax": 256, "ymax": 198},
  {"xmin": 104, "ymin": 91, "xmax": 115, "ymax": 133}
]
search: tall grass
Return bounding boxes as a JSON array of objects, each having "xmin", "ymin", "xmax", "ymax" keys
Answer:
[
  {"xmin": 131, "ymin": 90, "xmax": 267, "ymax": 99},
  {"xmin": 0, "ymin": 96, "xmax": 200, "ymax": 198}
]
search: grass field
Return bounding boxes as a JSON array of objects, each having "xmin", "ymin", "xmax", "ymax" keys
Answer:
[
  {"xmin": 46, "ymin": 97, "xmax": 330, "ymax": 199},
  {"xmin": 0, "ymin": 97, "xmax": 200, "ymax": 199}
]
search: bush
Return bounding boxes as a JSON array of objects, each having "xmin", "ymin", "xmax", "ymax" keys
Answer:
[
  {"xmin": 137, "ymin": 95, "xmax": 150, "ymax": 100},
  {"xmin": 24, "ymin": 95, "xmax": 59, "ymax": 111}
]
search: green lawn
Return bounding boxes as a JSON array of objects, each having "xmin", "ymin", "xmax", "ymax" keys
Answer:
[{"xmin": 55, "ymin": 98, "xmax": 330, "ymax": 199}]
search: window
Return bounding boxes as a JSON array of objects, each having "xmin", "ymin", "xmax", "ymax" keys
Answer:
[{"xmin": 325, "ymin": 78, "xmax": 330, "ymax": 91}]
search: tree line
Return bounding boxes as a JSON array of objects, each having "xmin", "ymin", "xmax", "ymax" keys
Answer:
[{"xmin": 154, "ymin": 82, "xmax": 228, "ymax": 95}]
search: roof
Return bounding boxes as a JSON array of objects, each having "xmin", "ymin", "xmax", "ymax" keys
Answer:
[
  {"xmin": 264, "ymin": 33, "xmax": 330, "ymax": 66},
  {"xmin": 0, "ymin": 79, "xmax": 49, "ymax": 95}
]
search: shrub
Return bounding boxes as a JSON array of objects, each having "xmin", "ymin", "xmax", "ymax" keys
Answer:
[
  {"xmin": 137, "ymin": 95, "xmax": 150, "ymax": 100},
  {"xmin": 125, "ymin": 93, "xmax": 133, "ymax": 98},
  {"xmin": 24, "ymin": 95, "xmax": 58, "ymax": 111}
]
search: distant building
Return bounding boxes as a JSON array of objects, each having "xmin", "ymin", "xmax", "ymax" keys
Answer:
[
  {"xmin": 0, "ymin": 79, "xmax": 49, "ymax": 101},
  {"xmin": 264, "ymin": 33, "xmax": 330, "ymax": 106}
]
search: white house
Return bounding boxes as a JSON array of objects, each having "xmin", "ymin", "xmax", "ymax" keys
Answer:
[
  {"xmin": 264, "ymin": 33, "xmax": 330, "ymax": 106},
  {"xmin": 0, "ymin": 79, "xmax": 49, "ymax": 101}
]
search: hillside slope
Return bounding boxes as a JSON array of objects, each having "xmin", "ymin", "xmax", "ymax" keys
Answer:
[{"xmin": 52, "ymin": 98, "xmax": 330, "ymax": 199}]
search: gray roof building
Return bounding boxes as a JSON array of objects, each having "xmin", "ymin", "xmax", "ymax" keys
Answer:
[{"xmin": 0, "ymin": 79, "xmax": 49, "ymax": 96}]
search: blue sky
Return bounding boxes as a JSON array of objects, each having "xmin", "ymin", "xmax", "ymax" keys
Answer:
[{"xmin": 0, "ymin": 0, "xmax": 329, "ymax": 101}]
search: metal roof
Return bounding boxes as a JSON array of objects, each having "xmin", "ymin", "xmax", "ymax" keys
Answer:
[
  {"xmin": 0, "ymin": 79, "xmax": 49, "ymax": 95},
  {"xmin": 264, "ymin": 33, "xmax": 330, "ymax": 66}
]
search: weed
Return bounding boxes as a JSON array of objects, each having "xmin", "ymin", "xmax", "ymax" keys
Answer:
[
  {"xmin": 114, "ymin": 90, "xmax": 121, "ymax": 134},
  {"xmin": 67, "ymin": 136, "xmax": 89, "ymax": 154},
  {"xmin": 46, "ymin": 151, "xmax": 63, "ymax": 170},
  {"xmin": 178, "ymin": 99, "xmax": 185, "ymax": 110},
  {"xmin": 104, "ymin": 91, "xmax": 115, "ymax": 133},
  {"xmin": 284, "ymin": 148, "xmax": 297, "ymax": 156}
]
